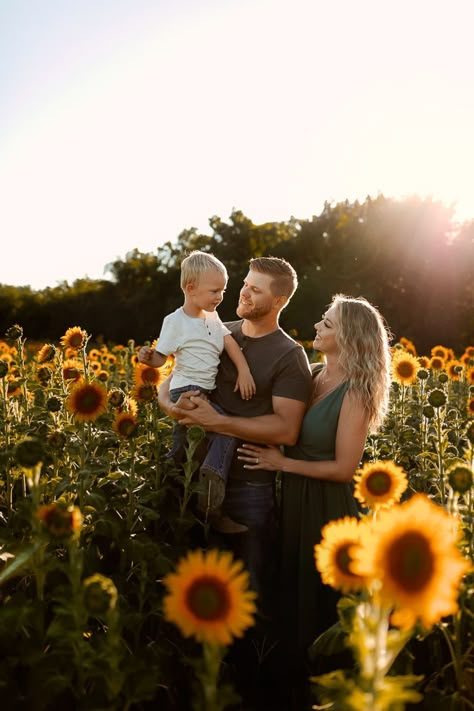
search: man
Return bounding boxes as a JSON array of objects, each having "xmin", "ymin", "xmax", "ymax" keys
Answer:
[
  {"xmin": 157, "ymin": 256, "xmax": 312, "ymax": 706},
  {"xmin": 157, "ymin": 256, "xmax": 312, "ymax": 602}
]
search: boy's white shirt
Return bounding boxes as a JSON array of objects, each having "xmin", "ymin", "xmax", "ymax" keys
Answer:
[{"xmin": 155, "ymin": 307, "xmax": 231, "ymax": 391}]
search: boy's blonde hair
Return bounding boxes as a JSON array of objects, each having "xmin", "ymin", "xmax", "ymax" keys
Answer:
[{"xmin": 180, "ymin": 251, "xmax": 228, "ymax": 291}]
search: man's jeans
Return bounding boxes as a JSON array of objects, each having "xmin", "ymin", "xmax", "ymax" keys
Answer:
[
  {"xmin": 168, "ymin": 385, "xmax": 237, "ymax": 487},
  {"xmin": 218, "ymin": 479, "xmax": 278, "ymax": 613}
]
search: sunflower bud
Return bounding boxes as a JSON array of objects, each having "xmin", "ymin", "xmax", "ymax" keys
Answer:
[
  {"xmin": 83, "ymin": 574, "xmax": 118, "ymax": 616},
  {"xmin": 5, "ymin": 324, "xmax": 23, "ymax": 340},
  {"xmin": 0, "ymin": 360, "xmax": 8, "ymax": 378},
  {"xmin": 47, "ymin": 430, "xmax": 67, "ymax": 450},
  {"xmin": 15, "ymin": 437, "xmax": 45, "ymax": 468},
  {"xmin": 428, "ymin": 389, "xmax": 447, "ymax": 408},
  {"xmin": 447, "ymin": 461, "xmax": 473, "ymax": 494},
  {"xmin": 47, "ymin": 396, "xmax": 62, "ymax": 413},
  {"xmin": 438, "ymin": 373, "xmax": 449, "ymax": 384},
  {"xmin": 416, "ymin": 368, "xmax": 429, "ymax": 380},
  {"xmin": 422, "ymin": 405, "xmax": 435, "ymax": 419}
]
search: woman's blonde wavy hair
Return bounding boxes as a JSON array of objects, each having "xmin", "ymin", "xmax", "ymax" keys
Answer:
[{"xmin": 332, "ymin": 294, "xmax": 392, "ymax": 432}]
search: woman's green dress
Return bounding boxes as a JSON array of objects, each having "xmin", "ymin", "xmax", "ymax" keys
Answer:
[{"xmin": 279, "ymin": 373, "xmax": 360, "ymax": 669}]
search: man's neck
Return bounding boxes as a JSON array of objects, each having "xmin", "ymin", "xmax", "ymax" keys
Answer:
[{"xmin": 241, "ymin": 316, "xmax": 280, "ymax": 338}]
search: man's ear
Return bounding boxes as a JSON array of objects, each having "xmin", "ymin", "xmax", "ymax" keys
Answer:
[{"xmin": 274, "ymin": 295, "xmax": 287, "ymax": 310}]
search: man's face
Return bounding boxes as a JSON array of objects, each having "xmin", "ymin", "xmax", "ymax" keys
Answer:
[{"xmin": 236, "ymin": 270, "xmax": 280, "ymax": 320}]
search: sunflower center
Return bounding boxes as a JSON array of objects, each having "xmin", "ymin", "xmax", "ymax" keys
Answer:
[
  {"xmin": 76, "ymin": 387, "xmax": 103, "ymax": 413},
  {"xmin": 186, "ymin": 576, "xmax": 231, "ymax": 620},
  {"xmin": 366, "ymin": 471, "xmax": 392, "ymax": 496},
  {"xmin": 387, "ymin": 532, "xmax": 434, "ymax": 592},
  {"xmin": 396, "ymin": 361, "xmax": 415, "ymax": 378},
  {"xmin": 335, "ymin": 544, "xmax": 356, "ymax": 577}
]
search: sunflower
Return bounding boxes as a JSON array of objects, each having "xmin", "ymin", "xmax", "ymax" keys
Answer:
[
  {"xmin": 113, "ymin": 411, "xmax": 138, "ymax": 438},
  {"xmin": 314, "ymin": 517, "xmax": 367, "ymax": 593},
  {"xmin": 399, "ymin": 338, "xmax": 417, "ymax": 356},
  {"xmin": 162, "ymin": 548, "xmax": 256, "ymax": 646},
  {"xmin": 36, "ymin": 343, "xmax": 57, "ymax": 364},
  {"xmin": 468, "ymin": 398, "xmax": 474, "ymax": 417},
  {"xmin": 88, "ymin": 348, "xmax": 101, "ymax": 361},
  {"xmin": 446, "ymin": 360, "xmax": 464, "ymax": 381},
  {"xmin": 131, "ymin": 382, "xmax": 157, "ymax": 403},
  {"xmin": 418, "ymin": 355, "xmax": 430, "ymax": 368},
  {"xmin": 60, "ymin": 326, "xmax": 87, "ymax": 350},
  {"xmin": 133, "ymin": 363, "xmax": 162, "ymax": 387},
  {"xmin": 354, "ymin": 460, "xmax": 408, "ymax": 510},
  {"xmin": 391, "ymin": 351, "xmax": 420, "ymax": 386},
  {"xmin": 466, "ymin": 366, "xmax": 474, "ymax": 386},
  {"xmin": 36, "ymin": 503, "xmax": 83, "ymax": 538},
  {"xmin": 66, "ymin": 380, "xmax": 108, "ymax": 422},
  {"xmin": 446, "ymin": 461, "xmax": 473, "ymax": 495},
  {"xmin": 429, "ymin": 356, "xmax": 445, "ymax": 371},
  {"xmin": 6, "ymin": 379, "xmax": 22, "ymax": 398},
  {"xmin": 62, "ymin": 359, "xmax": 83, "ymax": 384},
  {"xmin": 431, "ymin": 345, "xmax": 449, "ymax": 360},
  {"xmin": 353, "ymin": 494, "xmax": 471, "ymax": 630}
]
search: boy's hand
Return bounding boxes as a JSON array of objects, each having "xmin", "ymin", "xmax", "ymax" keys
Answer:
[
  {"xmin": 234, "ymin": 370, "xmax": 256, "ymax": 400},
  {"xmin": 138, "ymin": 346, "xmax": 154, "ymax": 364}
]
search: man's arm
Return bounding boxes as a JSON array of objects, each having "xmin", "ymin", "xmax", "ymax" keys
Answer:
[{"xmin": 170, "ymin": 392, "xmax": 306, "ymax": 446}]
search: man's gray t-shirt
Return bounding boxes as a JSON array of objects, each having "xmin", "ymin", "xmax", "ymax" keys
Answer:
[{"xmin": 212, "ymin": 320, "xmax": 312, "ymax": 483}]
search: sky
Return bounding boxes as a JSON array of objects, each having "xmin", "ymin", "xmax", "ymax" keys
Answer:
[{"xmin": 1, "ymin": 0, "xmax": 473, "ymax": 290}]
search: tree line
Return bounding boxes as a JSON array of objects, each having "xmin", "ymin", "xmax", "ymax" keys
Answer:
[{"xmin": 1, "ymin": 195, "xmax": 473, "ymax": 354}]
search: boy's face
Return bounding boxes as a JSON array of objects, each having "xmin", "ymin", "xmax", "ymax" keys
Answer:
[{"xmin": 186, "ymin": 270, "xmax": 227, "ymax": 313}]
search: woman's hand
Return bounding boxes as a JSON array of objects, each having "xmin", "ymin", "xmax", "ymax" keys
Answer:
[{"xmin": 236, "ymin": 444, "xmax": 285, "ymax": 471}]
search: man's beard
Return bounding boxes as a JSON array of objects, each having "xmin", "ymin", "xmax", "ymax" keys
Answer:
[{"xmin": 236, "ymin": 300, "xmax": 273, "ymax": 321}]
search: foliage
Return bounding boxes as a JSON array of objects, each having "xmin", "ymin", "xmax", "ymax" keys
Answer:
[{"xmin": 0, "ymin": 326, "xmax": 473, "ymax": 709}]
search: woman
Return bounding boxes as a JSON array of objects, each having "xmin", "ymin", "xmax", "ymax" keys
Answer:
[{"xmin": 237, "ymin": 294, "xmax": 392, "ymax": 684}]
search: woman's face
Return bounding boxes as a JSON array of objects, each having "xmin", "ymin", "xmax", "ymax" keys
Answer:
[{"xmin": 313, "ymin": 303, "xmax": 340, "ymax": 354}]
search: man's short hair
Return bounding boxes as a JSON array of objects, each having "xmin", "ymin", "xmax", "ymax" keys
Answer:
[
  {"xmin": 249, "ymin": 256, "xmax": 298, "ymax": 300},
  {"xmin": 180, "ymin": 251, "xmax": 227, "ymax": 291}
]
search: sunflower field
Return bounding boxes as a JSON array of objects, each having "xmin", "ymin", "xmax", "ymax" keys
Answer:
[{"xmin": 0, "ymin": 325, "xmax": 472, "ymax": 711}]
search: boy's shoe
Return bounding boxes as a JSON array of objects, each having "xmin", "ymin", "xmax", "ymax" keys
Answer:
[
  {"xmin": 197, "ymin": 467, "xmax": 226, "ymax": 511},
  {"xmin": 210, "ymin": 514, "xmax": 248, "ymax": 534}
]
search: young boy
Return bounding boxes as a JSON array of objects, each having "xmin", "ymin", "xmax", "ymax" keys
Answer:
[{"xmin": 138, "ymin": 250, "xmax": 255, "ymax": 534}]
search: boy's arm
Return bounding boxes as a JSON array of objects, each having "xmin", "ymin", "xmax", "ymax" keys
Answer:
[
  {"xmin": 223, "ymin": 334, "xmax": 256, "ymax": 400},
  {"xmin": 138, "ymin": 346, "xmax": 167, "ymax": 369}
]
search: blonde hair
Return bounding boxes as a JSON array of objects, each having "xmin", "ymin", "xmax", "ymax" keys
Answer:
[
  {"xmin": 180, "ymin": 251, "xmax": 227, "ymax": 292},
  {"xmin": 249, "ymin": 256, "xmax": 298, "ymax": 301},
  {"xmin": 332, "ymin": 294, "xmax": 392, "ymax": 432}
]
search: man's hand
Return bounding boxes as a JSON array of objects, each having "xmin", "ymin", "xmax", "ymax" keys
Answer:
[{"xmin": 174, "ymin": 397, "xmax": 222, "ymax": 430}]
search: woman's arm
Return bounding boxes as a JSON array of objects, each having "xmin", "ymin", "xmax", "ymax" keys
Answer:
[{"xmin": 237, "ymin": 391, "xmax": 369, "ymax": 483}]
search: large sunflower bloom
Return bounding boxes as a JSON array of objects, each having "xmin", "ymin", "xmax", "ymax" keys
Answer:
[
  {"xmin": 162, "ymin": 549, "xmax": 256, "ymax": 646},
  {"xmin": 60, "ymin": 326, "xmax": 87, "ymax": 350},
  {"xmin": 314, "ymin": 517, "xmax": 367, "ymax": 593},
  {"xmin": 354, "ymin": 460, "xmax": 408, "ymax": 510},
  {"xmin": 353, "ymin": 494, "xmax": 470, "ymax": 630},
  {"xmin": 66, "ymin": 380, "xmax": 108, "ymax": 422},
  {"xmin": 62, "ymin": 358, "xmax": 83, "ymax": 384},
  {"xmin": 391, "ymin": 351, "xmax": 420, "ymax": 386}
]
